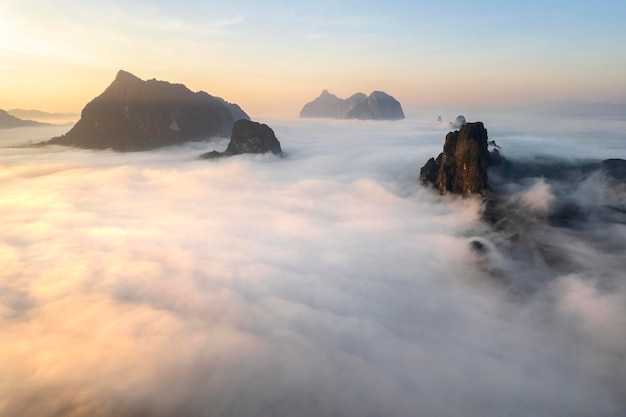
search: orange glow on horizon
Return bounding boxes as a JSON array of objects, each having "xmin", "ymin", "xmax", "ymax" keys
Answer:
[{"xmin": 2, "ymin": 63, "xmax": 625, "ymax": 119}]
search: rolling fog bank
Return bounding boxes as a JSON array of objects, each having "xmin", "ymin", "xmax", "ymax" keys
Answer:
[{"xmin": 1, "ymin": 116, "xmax": 625, "ymax": 416}]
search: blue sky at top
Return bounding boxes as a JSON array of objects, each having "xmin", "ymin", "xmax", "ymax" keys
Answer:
[{"xmin": 1, "ymin": 0, "xmax": 625, "ymax": 116}]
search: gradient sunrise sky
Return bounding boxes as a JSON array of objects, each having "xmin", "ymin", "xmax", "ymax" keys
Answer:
[{"xmin": 1, "ymin": 0, "xmax": 625, "ymax": 117}]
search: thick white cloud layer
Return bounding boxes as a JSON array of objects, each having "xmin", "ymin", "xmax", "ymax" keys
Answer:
[{"xmin": 0, "ymin": 118, "xmax": 625, "ymax": 416}]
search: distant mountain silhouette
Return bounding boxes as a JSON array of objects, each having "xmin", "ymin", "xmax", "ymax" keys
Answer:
[
  {"xmin": 45, "ymin": 70, "xmax": 250, "ymax": 151},
  {"xmin": 300, "ymin": 90, "xmax": 405, "ymax": 120},
  {"xmin": 0, "ymin": 109, "xmax": 50, "ymax": 129},
  {"xmin": 8, "ymin": 109, "xmax": 78, "ymax": 124}
]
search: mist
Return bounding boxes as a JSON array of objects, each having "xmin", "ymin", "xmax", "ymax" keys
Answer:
[{"xmin": 1, "ymin": 117, "xmax": 625, "ymax": 417}]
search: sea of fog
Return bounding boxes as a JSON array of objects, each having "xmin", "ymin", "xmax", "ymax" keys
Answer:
[{"xmin": 1, "ymin": 116, "xmax": 625, "ymax": 417}]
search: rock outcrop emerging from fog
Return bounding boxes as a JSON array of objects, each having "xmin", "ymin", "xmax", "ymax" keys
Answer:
[
  {"xmin": 0, "ymin": 109, "xmax": 49, "ymax": 128},
  {"xmin": 45, "ymin": 70, "xmax": 250, "ymax": 151},
  {"xmin": 200, "ymin": 119, "xmax": 282, "ymax": 159},
  {"xmin": 300, "ymin": 90, "xmax": 405, "ymax": 120},
  {"xmin": 420, "ymin": 122, "xmax": 490, "ymax": 195},
  {"xmin": 451, "ymin": 115, "xmax": 467, "ymax": 129}
]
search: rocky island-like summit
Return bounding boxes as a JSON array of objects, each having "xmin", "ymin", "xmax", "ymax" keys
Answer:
[
  {"xmin": 45, "ymin": 70, "xmax": 250, "ymax": 151},
  {"xmin": 300, "ymin": 90, "xmax": 405, "ymax": 120},
  {"xmin": 420, "ymin": 121, "xmax": 491, "ymax": 195},
  {"xmin": 200, "ymin": 119, "xmax": 283, "ymax": 159}
]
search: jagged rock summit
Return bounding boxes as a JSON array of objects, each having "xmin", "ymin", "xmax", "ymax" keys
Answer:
[
  {"xmin": 0, "ymin": 109, "xmax": 49, "ymax": 129},
  {"xmin": 421, "ymin": 119, "xmax": 626, "ymax": 197},
  {"xmin": 420, "ymin": 122, "xmax": 491, "ymax": 195},
  {"xmin": 300, "ymin": 90, "xmax": 405, "ymax": 120},
  {"xmin": 200, "ymin": 119, "xmax": 282, "ymax": 159},
  {"xmin": 45, "ymin": 70, "xmax": 249, "ymax": 151}
]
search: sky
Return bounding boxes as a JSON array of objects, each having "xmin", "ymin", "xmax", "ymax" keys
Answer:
[{"xmin": 1, "ymin": 0, "xmax": 626, "ymax": 117}]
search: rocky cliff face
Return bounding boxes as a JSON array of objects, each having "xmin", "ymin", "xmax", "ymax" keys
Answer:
[
  {"xmin": 421, "ymin": 121, "xmax": 626, "ymax": 210},
  {"xmin": 45, "ymin": 70, "xmax": 249, "ymax": 151},
  {"xmin": 300, "ymin": 90, "xmax": 405, "ymax": 120},
  {"xmin": 420, "ymin": 122, "xmax": 490, "ymax": 195},
  {"xmin": 200, "ymin": 119, "xmax": 282, "ymax": 159}
]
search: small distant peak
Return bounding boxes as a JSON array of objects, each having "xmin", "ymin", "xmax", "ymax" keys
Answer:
[
  {"xmin": 321, "ymin": 89, "xmax": 330, "ymax": 96},
  {"xmin": 114, "ymin": 70, "xmax": 142, "ymax": 82},
  {"xmin": 451, "ymin": 115, "xmax": 467, "ymax": 129}
]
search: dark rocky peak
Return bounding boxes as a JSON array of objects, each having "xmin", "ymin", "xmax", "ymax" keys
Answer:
[
  {"xmin": 114, "ymin": 69, "xmax": 142, "ymax": 83},
  {"xmin": 200, "ymin": 119, "xmax": 282, "ymax": 159},
  {"xmin": 104, "ymin": 70, "xmax": 158, "ymax": 101},
  {"xmin": 43, "ymin": 71, "xmax": 249, "ymax": 151},
  {"xmin": 103, "ymin": 70, "xmax": 192, "ymax": 104},
  {"xmin": 226, "ymin": 119, "xmax": 282, "ymax": 155},
  {"xmin": 420, "ymin": 122, "xmax": 490, "ymax": 195}
]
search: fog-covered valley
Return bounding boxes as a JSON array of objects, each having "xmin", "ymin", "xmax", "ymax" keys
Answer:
[{"xmin": 1, "ymin": 116, "xmax": 625, "ymax": 417}]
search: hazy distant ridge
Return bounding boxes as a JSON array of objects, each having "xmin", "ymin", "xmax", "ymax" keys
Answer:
[
  {"xmin": 8, "ymin": 109, "xmax": 78, "ymax": 123},
  {"xmin": 300, "ymin": 90, "xmax": 405, "ymax": 120},
  {"xmin": 0, "ymin": 109, "xmax": 49, "ymax": 129}
]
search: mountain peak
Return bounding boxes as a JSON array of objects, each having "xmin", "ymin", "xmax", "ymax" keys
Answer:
[
  {"xmin": 301, "ymin": 90, "xmax": 404, "ymax": 120},
  {"xmin": 114, "ymin": 70, "xmax": 142, "ymax": 83},
  {"xmin": 45, "ymin": 71, "xmax": 249, "ymax": 151}
]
